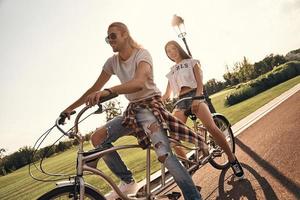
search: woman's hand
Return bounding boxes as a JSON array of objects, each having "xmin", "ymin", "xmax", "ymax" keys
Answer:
[
  {"xmin": 191, "ymin": 99, "xmax": 202, "ymax": 114},
  {"xmin": 162, "ymin": 94, "xmax": 170, "ymax": 103}
]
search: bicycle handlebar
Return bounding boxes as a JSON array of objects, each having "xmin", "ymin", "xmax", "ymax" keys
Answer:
[
  {"xmin": 56, "ymin": 93, "xmax": 119, "ymax": 137},
  {"xmin": 97, "ymin": 92, "xmax": 118, "ymax": 104},
  {"xmin": 173, "ymin": 95, "xmax": 205, "ymax": 107},
  {"xmin": 58, "ymin": 111, "xmax": 76, "ymax": 125}
]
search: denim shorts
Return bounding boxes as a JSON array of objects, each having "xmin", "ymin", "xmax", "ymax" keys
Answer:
[
  {"xmin": 175, "ymin": 89, "xmax": 206, "ymax": 111},
  {"xmin": 175, "ymin": 89, "xmax": 196, "ymax": 111}
]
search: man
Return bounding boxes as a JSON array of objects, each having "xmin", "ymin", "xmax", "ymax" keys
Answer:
[{"xmin": 62, "ymin": 22, "xmax": 203, "ymax": 199}]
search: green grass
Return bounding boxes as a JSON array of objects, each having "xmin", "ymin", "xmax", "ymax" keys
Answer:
[
  {"xmin": 0, "ymin": 76, "xmax": 299, "ymax": 200},
  {"xmin": 210, "ymin": 75, "xmax": 299, "ymax": 125},
  {"xmin": 0, "ymin": 136, "xmax": 161, "ymax": 200}
]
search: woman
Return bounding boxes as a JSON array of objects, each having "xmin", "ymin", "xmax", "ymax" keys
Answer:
[{"xmin": 162, "ymin": 40, "xmax": 244, "ymax": 179}]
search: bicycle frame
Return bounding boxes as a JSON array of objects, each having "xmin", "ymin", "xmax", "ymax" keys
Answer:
[
  {"xmin": 56, "ymin": 104, "xmax": 146, "ymax": 200},
  {"xmin": 49, "ymin": 94, "xmax": 232, "ymax": 200}
]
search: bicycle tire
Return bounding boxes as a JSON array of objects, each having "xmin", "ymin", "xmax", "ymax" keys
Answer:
[
  {"xmin": 37, "ymin": 185, "xmax": 105, "ymax": 200},
  {"xmin": 208, "ymin": 115, "xmax": 235, "ymax": 169}
]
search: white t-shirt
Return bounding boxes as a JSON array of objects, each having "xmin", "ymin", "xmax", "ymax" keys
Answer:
[
  {"xmin": 166, "ymin": 59, "xmax": 200, "ymax": 97},
  {"xmin": 103, "ymin": 48, "xmax": 161, "ymax": 102}
]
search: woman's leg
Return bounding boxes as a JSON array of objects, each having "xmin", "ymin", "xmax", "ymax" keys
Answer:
[
  {"xmin": 172, "ymin": 110, "xmax": 188, "ymax": 159},
  {"xmin": 90, "ymin": 116, "xmax": 134, "ymax": 183},
  {"xmin": 137, "ymin": 108, "xmax": 202, "ymax": 200},
  {"xmin": 195, "ymin": 102, "xmax": 235, "ymax": 162}
]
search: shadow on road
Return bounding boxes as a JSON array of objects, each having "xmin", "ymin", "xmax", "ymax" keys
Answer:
[
  {"xmin": 234, "ymin": 138, "xmax": 300, "ymax": 199},
  {"xmin": 210, "ymin": 163, "xmax": 278, "ymax": 200}
]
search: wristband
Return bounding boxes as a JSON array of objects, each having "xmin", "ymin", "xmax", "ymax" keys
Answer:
[{"xmin": 103, "ymin": 88, "xmax": 113, "ymax": 95}]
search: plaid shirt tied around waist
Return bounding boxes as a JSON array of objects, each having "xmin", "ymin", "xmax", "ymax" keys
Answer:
[{"xmin": 122, "ymin": 95, "xmax": 206, "ymax": 150}]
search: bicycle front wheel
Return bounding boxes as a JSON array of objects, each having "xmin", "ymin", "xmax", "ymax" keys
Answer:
[
  {"xmin": 208, "ymin": 115, "xmax": 235, "ymax": 169},
  {"xmin": 37, "ymin": 185, "xmax": 106, "ymax": 200}
]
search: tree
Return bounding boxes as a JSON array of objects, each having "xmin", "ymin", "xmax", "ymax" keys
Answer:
[
  {"xmin": 2, "ymin": 146, "xmax": 34, "ymax": 174},
  {"xmin": 224, "ymin": 57, "xmax": 260, "ymax": 85},
  {"xmin": 205, "ymin": 78, "xmax": 226, "ymax": 95},
  {"xmin": 286, "ymin": 48, "xmax": 300, "ymax": 61},
  {"xmin": 56, "ymin": 141, "xmax": 69, "ymax": 152},
  {"xmin": 262, "ymin": 54, "xmax": 286, "ymax": 71},
  {"xmin": 0, "ymin": 148, "xmax": 6, "ymax": 159},
  {"xmin": 271, "ymin": 54, "xmax": 286, "ymax": 67},
  {"xmin": 239, "ymin": 57, "xmax": 256, "ymax": 81},
  {"xmin": 223, "ymin": 65, "xmax": 239, "ymax": 86},
  {"xmin": 104, "ymin": 99, "xmax": 122, "ymax": 121},
  {"xmin": 254, "ymin": 60, "xmax": 268, "ymax": 77},
  {"xmin": 0, "ymin": 148, "xmax": 7, "ymax": 175}
]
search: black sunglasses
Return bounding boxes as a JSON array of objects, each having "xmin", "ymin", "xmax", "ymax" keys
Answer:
[{"xmin": 105, "ymin": 33, "xmax": 117, "ymax": 44}]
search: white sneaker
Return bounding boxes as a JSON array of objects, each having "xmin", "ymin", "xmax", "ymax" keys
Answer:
[{"xmin": 106, "ymin": 180, "xmax": 138, "ymax": 200}]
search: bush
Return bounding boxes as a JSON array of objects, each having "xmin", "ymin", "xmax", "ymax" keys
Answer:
[
  {"xmin": 0, "ymin": 138, "xmax": 78, "ymax": 176},
  {"xmin": 225, "ymin": 85, "xmax": 257, "ymax": 106},
  {"xmin": 225, "ymin": 61, "xmax": 300, "ymax": 106}
]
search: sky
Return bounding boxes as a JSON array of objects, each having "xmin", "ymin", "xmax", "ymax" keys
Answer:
[{"xmin": 1, "ymin": 0, "xmax": 300, "ymax": 154}]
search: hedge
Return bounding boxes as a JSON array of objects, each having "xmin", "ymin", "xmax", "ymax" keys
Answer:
[{"xmin": 225, "ymin": 61, "xmax": 300, "ymax": 106}]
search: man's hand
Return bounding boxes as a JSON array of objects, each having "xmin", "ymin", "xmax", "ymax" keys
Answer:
[
  {"xmin": 85, "ymin": 90, "xmax": 110, "ymax": 107},
  {"xmin": 61, "ymin": 108, "xmax": 74, "ymax": 120},
  {"xmin": 59, "ymin": 109, "xmax": 76, "ymax": 125}
]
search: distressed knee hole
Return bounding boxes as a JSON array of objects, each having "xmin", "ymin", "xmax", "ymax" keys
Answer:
[
  {"xmin": 147, "ymin": 122, "xmax": 160, "ymax": 134},
  {"xmin": 158, "ymin": 153, "xmax": 169, "ymax": 163},
  {"xmin": 91, "ymin": 127, "xmax": 108, "ymax": 147}
]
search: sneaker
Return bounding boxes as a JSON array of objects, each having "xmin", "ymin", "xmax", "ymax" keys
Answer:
[
  {"xmin": 107, "ymin": 180, "xmax": 138, "ymax": 200},
  {"xmin": 230, "ymin": 159, "xmax": 244, "ymax": 180}
]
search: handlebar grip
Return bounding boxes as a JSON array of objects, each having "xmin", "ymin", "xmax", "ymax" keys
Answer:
[
  {"xmin": 58, "ymin": 110, "xmax": 76, "ymax": 125},
  {"xmin": 193, "ymin": 95, "xmax": 205, "ymax": 100},
  {"xmin": 98, "ymin": 93, "xmax": 118, "ymax": 104}
]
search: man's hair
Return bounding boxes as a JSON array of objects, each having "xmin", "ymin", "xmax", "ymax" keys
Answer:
[
  {"xmin": 164, "ymin": 40, "xmax": 191, "ymax": 62},
  {"xmin": 108, "ymin": 22, "xmax": 141, "ymax": 49}
]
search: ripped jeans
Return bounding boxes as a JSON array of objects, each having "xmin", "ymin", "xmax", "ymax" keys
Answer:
[{"xmin": 97, "ymin": 107, "xmax": 202, "ymax": 200}]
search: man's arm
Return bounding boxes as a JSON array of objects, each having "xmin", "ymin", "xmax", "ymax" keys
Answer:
[
  {"xmin": 85, "ymin": 61, "xmax": 151, "ymax": 106},
  {"xmin": 65, "ymin": 70, "xmax": 111, "ymax": 111}
]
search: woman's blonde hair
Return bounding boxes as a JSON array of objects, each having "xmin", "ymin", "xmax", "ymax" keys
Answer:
[
  {"xmin": 108, "ymin": 22, "xmax": 141, "ymax": 49},
  {"xmin": 164, "ymin": 40, "xmax": 191, "ymax": 62}
]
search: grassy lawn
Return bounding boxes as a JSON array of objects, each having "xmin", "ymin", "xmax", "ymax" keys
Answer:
[
  {"xmin": 210, "ymin": 76, "xmax": 300, "ymax": 125},
  {"xmin": 0, "ymin": 76, "xmax": 299, "ymax": 200}
]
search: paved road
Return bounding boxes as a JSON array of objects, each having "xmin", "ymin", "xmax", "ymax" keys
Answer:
[{"xmin": 174, "ymin": 91, "xmax": 300, "ymax": 200}]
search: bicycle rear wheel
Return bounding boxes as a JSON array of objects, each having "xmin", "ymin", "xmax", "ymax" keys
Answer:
[
  {"xmin": 208, "ymin": 115, "xmax": 235, "ymax": 169},
  {"xmin": 37, "ymin": 185, "xmax": 105, "ymax": 200}
]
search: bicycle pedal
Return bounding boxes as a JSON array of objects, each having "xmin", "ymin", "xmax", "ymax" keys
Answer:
[
  {"xmin": 212, "ymin": 149, "xmax": 222, "ymax": 157},
  {"xmin": 200, "ymin": 155, "xmax": 211, "ymax": 165}
]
